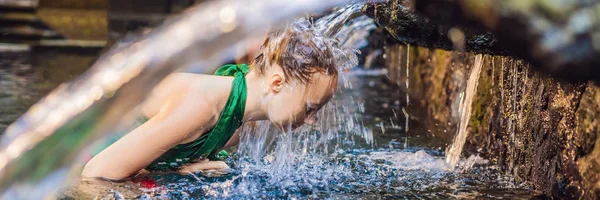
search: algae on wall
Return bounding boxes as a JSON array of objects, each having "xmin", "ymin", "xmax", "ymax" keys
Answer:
[{"xmin": 384, "ymin": 44, "xmax": 600, "ymax": 198}]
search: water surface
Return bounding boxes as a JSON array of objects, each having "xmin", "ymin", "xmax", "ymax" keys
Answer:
[{"xmin": 55, "ymin": 71, "xmax": 537, "ymax": 199}]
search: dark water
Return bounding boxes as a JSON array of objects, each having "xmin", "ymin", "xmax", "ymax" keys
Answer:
[
  {"xmin": 0, "ymin": 51, "xmax": 536, "ymax": 199},
  {"xmin": 66, "ymin": 72, "xmax": 535, "ymax": 199},
  {"xmin": 0, "ymin": 50, "xmax": 99, "ymax": 132}
]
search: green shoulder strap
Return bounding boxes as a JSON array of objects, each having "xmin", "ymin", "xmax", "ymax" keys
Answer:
[
  {"xmin": 145, "ymin": 64, "xmax": 249, "ymax": 171},
  {"xmin": 196, "ymin": 63, "xmax": 249, "ymax": 159}
]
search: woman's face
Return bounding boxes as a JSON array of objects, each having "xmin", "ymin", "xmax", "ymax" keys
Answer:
[{"xmin": 265, "ymin": 71, "xmax": 337, "ymax": 131}]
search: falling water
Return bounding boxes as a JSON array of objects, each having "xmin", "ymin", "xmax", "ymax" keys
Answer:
[
  {"xmin": 235, "ymin": 4, "xmax": 376, "ymax": 167},
  {"xmin": 404, "ymin": 44, "xmax": 410, "ymax": 148},
  {"xmin": 0, "ymin": 0, "xmax": 358, "ymax": 198},
  {"xmin": 0, "ymin": 1, "xmax": 538, "ymax": 198},
  {"xmin": 54, "ymin": 54, "xmax": 533, "ymax": 199},
  {"xmin": 316, "ymin": 3, "xmax": 363, "ymax": 38},
  {"xmin": 144, "ymin": 6, "xmax": 382, "ymax": 198},
  {"xmin": 0, "ymin": 0, "xmax": 37, "ymax": 7},
  {"xmin": 445, "ymin": 54, "xmax": 484, "ymax": 168},
  {"xmin": 103, "ymin": 68, "xmax": 532, "ymax": 199}
]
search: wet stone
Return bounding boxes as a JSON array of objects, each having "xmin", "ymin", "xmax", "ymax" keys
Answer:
[{"xmin": 382, "ymin": 44, "xmax": 600, "ymax": 199}]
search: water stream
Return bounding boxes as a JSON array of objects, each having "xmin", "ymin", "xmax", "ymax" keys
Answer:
[
  {"xmin": 0, "ymin": 0, "xmax": 358, "ymax": 198},
  {"xmin": 0, "ymin": 52, "xmax": 535, "ymax": 199},
  {"xmin": 60, "ymin": 72, "xmax": 534, "ymax": 199},
  {"xmin": 404, "ymin": 44, "xmax": 410, "ymax": 149},
  {"xmin": 445, "ymin": 55, "xmax": 484, "ymax": 168},
  {"xmin": 0, "ymin": 1, "xmax": 538, "ymax": 199}
]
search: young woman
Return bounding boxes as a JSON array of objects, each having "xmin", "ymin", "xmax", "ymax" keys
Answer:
[{"xmin": 82, "ymin": 21, "xmax": 341, "ymax": 180}]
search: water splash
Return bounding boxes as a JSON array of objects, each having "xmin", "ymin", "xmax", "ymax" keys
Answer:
[
  {"xmin": 0, "ymin": 1, "xmax": 537, "ymax": 199},
  {"xmin": 237, "ymin": 121, "xmax": 277, "ymax": 162},
  {"xmin": 316, "ymin": 4, "xmax": 363, "ymax": 38},
  {"xmin": 235, "ymin": 40, "xmax": 377, "ymax": 162},
  {"xmin": 0, "ymin": 0, "xmax": 358, "ymax": 197},
  {"xmin": 316, "ymin": 5, "xmax": 376, "ymax": 146},
  {"xmin": 217, "ymin": 9, "xmax": 379, "ymax": 198},
  {"xmin": 445, "ymin": 54, "xmax": 484, "ymax": 168},
  {"xmin": 133, "ymin": 149, "xmax": 523, "ymax": 199},
  {"xmin": 336, "ymin": 15, "xmax": 376, "ymax": 49},
  {"xmin": 56, "ymin": 70, "xmax": 534, "ymax": 199}
]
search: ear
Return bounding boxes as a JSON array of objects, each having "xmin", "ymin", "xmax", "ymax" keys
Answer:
[{"xmin": 269, "ymin": 73, "xmax": 284, "ymax": 94}]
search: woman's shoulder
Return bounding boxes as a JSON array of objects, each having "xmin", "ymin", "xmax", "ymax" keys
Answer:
[
  {"xmin": 164, "ymin": 72, "xmax": 207, "ymax": 85},
  {"xmin": 143, "ymin": 73, "xmax": 217, "ymax": 117},
  {"xmin": 154, "ymin": 73, "xmax": 218, "ymax": 94},
  {"xmin": 161, "ymin": 72, "xmax": 232, "ymax": 89}
]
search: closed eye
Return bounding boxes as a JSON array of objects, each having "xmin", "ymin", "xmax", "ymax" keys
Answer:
[
  {"xmin": 306, "ymin": 104, "xmax": 318, "ymax": 115},
  {"xmin": 307, "ymin": 102, "xmax": 326, "ymax": 115}
]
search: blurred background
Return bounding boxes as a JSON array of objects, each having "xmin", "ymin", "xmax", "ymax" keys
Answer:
[
  {"xmin": 2, "ymin": 0, "xmax": 600, "ymax": 199},
  {"xmin": 0, "ymin": 0, "xmax": 265, "ymax": 132}
]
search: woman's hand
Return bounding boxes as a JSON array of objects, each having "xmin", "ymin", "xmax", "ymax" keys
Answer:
[{"xmin": 178, "ymin": 159, "xmax": 229, "ymax": 175}]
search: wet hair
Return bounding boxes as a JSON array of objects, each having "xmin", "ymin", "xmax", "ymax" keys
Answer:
[{"xmin": 251, "ymin": 20, "xmax": 338, "ymax": 84}]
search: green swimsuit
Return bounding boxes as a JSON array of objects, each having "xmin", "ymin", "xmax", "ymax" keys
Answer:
[{"xmin": 91, "ymin": 64, "xmax": 249, "ymax": 171}]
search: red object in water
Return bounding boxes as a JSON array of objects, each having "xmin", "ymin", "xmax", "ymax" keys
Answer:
[{"xmin": 135, "ymin": 179, "xmax": 157, "ymax": 188}]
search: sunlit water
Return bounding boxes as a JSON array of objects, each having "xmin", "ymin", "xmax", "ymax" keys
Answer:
[
  {"xmin": 0, "ymin": 1, "xmax": 361, "ymax": 197},
  {"xmin": 0, "ymin": 2, "xmax": 537, "ymax": 198},
  {"xmin": 446, "ymin": 55, "xmax": 484, "ymax": 168},
  {"xmin": 56, "ymin": 72, "xmax": 536, "ymax": 199},
  {"xmin": 0, "ymin": 51, "xmax": 535, "ymax": 198},
  {"xmin": 0, "ymin": 51, "xmax": 98, "ymax": 132}
]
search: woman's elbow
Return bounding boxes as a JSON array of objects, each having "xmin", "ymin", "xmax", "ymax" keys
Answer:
[{"xmin": 81, "ymin": 159, "xmax": 132, "ymax": 181}]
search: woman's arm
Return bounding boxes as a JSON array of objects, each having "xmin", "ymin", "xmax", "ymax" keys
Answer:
[
  {"xmin": 82, "ymin": 100, "xmax": 215, "ymax": 180},
  {"xmin": 177, "ymin": 158, "xmax": 229, "ymax": 175}
]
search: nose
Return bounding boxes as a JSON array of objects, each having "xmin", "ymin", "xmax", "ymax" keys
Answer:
[{"xmin": 303, "ymin": 115, "xmax": 316, "ymax": 125}]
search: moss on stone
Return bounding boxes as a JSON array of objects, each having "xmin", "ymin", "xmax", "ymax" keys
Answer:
[{"xmin": 383, "ymin": 43, "xmax": 600, "ymax": 198}]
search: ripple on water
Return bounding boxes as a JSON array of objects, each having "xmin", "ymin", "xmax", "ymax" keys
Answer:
[
  {"xmin": 62, "ymin": 149, "xmax": 533, "ymax": 199},
  {"xmin": 61, "ymin": 70, "xmax": 535, "ymax": 199}
]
